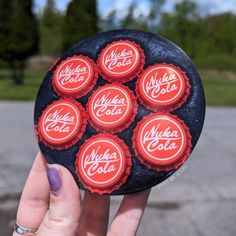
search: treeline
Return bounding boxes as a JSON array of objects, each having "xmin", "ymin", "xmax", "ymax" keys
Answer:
[
  {"xmin": 0, "ymin": 0, "xmax": 38, "ymax": 84},
  {"xmin": 40, "ymin": 0, "xmax": 97, "ymax": 55},
  {"xmin": 0, "ymin": 0, "xmax": 98, "ymax": 84},
  {"xmin": 37, "ymin": 0, "xmax": 236, "ymax": 72},
  {"xmin": 100, "ymin": 0, "xmax": 236, "ymax": 71},
  {"xmin": 1, "ymin": 0, "xmax": 236, "ymax": 84}
]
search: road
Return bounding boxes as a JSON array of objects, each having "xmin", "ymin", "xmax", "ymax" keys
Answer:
[{"xmin": 0, "ymin": 102, "xmax": 236, "ymax": 236}]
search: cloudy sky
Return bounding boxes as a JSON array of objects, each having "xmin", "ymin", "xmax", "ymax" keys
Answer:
[{"xmin": 35, "ymin": 0, "xmax": 236, "ymax": 17}]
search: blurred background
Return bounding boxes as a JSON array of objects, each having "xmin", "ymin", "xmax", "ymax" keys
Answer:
[{"xmin": 0, "ymin": 0, "xmax": 236, "ymax": 235}]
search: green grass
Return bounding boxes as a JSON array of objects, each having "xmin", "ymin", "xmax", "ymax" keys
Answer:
[
  {"xmin": 0, "ymin": 68, "xmax": 45, "ymax": 100},
  {"xmin": 200, "ymin": 70, "xmax": 236, "ymax": 106},
  {"xmin": 0, "ymin": 68, "xmax": 236, "ymax": 106}
]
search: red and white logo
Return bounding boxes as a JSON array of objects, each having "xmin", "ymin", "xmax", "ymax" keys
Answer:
[
  {"xmin": 77, "ymin": 135, "xmax": 126, "ymax": 189},
  {"xmin": 99, "ymin": 40, "xmax": 143, "ymax": 81},
  {"xmin": 88, "ymin": 84, "xmax": 134, "ymax": 130},
  {"xmin": 53, "ymin": 56, "xmax": 95, "ymax": 96},
  {"xmin": 39, "ymin": 100, "xmax": 82, "ymax": 145},
  {"xmin": 137, "ymin": 64, "xmax": 187, "ymax": 109},
  {"xmin": 135, "ymin": 114, "xmax": 187, "ymax": 167}
]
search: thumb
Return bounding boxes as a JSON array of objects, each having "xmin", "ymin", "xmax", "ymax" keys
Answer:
[{"xmin": 38, "ymin": 164, "xmax": 81, "ymax": 236}]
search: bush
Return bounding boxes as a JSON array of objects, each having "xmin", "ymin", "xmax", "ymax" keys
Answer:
[{"xmin": 195, "ymin": 54, "xmax": 236, "ymax": 71}]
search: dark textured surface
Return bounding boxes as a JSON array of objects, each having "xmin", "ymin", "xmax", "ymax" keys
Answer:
[{"xmin": 34, "ymin": 29, "xmax": 205, "ymax": 195}]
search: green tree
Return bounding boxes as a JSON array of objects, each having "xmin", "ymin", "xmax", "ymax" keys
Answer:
[
  {"xmin": 0, "ymin": 0, "xmax": 14, "ymax": 63},
  {"xmin": 160, "ymin": 0, "xmax": 199, "ymax": 57},
  {"xmin": 63, "ymin": 0, "xmax": 98, "ymax": 50},
  {"xmin": 9, "ymin": 0, "xmax": 39, "ymax": 84},
  {"xmin": 120, "ymin": 2, "xmax": 149, "ymax": 30},
  {"xmin": 193, "ymin": 12, "xmax": 236, "ymax": 68},
  {"xmin": 40, "ymin": 0, "xmax": 63, "ymax": 55},
  {"xmin": 121, "ymin": 3, "xmax": 136, "ymax": 28},
  {"xmin": 0, "ymin": 0, "xmax": 39, "ymax": 84},
  {"xmin": 204, "ymin": 13, "xmax": 236, "ymax": 55},
  {"xmin": 100, "ymin": 0, "xmax": 163, "ymax": 33},
  {"xmin": 148, "ymin": 0, "xmax": 165, "ymax": 33},
  {"xmin": 99, "ymin": 10, "xmax": 118, "ymax": 31}
]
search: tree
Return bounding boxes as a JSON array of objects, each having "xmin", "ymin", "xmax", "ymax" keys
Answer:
[
  {"xmin": 204, "ymin": 13, "xmax": 236, "ymax": 55},
  {"xmin": 63, "ymin": 0, "xmax": 98, "ymax": 50},
  {"xmin": 160, "ymin": 0, "xmax": 199, "ymax": 57},
  {"xmin": 40, "ymin": 0, "xmax": 63, "ymax": 55},
  {"xmin": 100, "ymin": 10, "xmax": 117, "ymax": 31},
  {"xmin": 0, "ymin": 0, "xmax": 14, "ymax": 63},
  {"xmin": 148, "ymin": 0, "xmax": 165, "ymax": 33},
  {"xmin": 120, "ymin": 2, "xmax": 149, "ymax": 31},
  {"xmin": 0, "ymin": 0, "xmax": 39, "ymax": 84},
  {"xmin": 121, "ymin": 3, "xmax": 136, "ymax": 28}
]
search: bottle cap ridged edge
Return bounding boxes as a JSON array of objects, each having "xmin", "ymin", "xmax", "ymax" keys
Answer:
[
  {"xmin": 87, "ymin": 84, "xmax": 138, "ymax": 134},
  {"xmin": 97, "ymin": 40, "xmax": 145, "ymax": 83},
  {"xmin": 132, "ymin": 113, "xmax": 192, "ymax": 172},
  {"xmin": 52, "ymin": 55, "xmax": 98, "ymax": 99},
  {"xmin": 36, "ymin": 98, "xmax": 88, "ymax": 150},
  {"xmin": 75, "ymin": 133, "xmax": 132, "ymax": 194},
  {"xmin": 136, "ymin": 63, "xmax": 191, "ymax": 112}
]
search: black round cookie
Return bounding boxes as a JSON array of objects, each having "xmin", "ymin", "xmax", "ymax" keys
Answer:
[{"xmin": 34, "ymin": 29, "xmax": 205, "ymax": 195}]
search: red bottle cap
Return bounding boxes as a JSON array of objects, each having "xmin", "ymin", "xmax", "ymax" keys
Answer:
[
  {"xmin": 38, "ymin": 99, "xmax": 87, "ymax": 150},
  {"xmin": 87, "ymin": 84, "xmax": 137, "ymax": 133},
  {"xmin": 136, "ymin": 63, "xmax": 190, "ymax": 111},
  {"xmin": 132, "ymin": 113, "xmax": 192, "ymax": 171},
  {"xmin": 98, "ymin": 40, "xmax": 145, "ymax": 82},
  {"xmin": 76, "ymin": 133, "xmax": 132, "ymax": 194},
  {"xmin": 52, "ymin": 55, "xmax": 98, "ymax": 98}
]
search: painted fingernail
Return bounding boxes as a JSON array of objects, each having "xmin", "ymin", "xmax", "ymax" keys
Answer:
[{"xmin": 46, "ymin": 165, "xmax": 62, "ymax": 195}]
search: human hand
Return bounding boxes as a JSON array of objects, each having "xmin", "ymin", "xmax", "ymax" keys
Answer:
[{"xmin": 13, "ymin": 152, "xmax": 151, "ymax": 236}]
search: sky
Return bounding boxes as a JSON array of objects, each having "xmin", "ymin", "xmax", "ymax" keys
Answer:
[{"xmin": 34, "ymin": 0, "xmax": 236, "ymax": 17}]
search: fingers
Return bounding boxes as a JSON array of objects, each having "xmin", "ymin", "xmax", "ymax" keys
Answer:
[
  {"xmin": 13, "ymin": 152, "xmax": 50, "ymax": 236},
  {"xmin": 77, "ymin": 191, "xmax": 110, "ymax": 236},
  {"xmin": 37, "ymin": 164, "xmax": 81, "ymax": 236},
  {"xmin": 108, "ymin": 189, "xmax": 151, "ymax": 236}
]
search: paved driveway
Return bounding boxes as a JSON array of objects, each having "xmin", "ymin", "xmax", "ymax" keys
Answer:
[{"xmin": 0, "ymin": 102, "xmax": 236, "ymax": 236}]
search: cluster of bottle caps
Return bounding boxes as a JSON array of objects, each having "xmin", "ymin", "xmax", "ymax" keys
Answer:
[{"xmin": 35, "ymin": 40, "xmax": 192, "ymax": 194}]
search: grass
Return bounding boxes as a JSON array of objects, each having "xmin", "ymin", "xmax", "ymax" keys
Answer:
[
  {"xmin": 0, "ymin": 68, "xmax": 45, "ymax": 101},
  {"xmin": 200, "ymin": 70, "xmax": 236, "ymax": 106},
  {"xmin": 0, "ymin": 68, "xmax": 236, "ymax": 106}
]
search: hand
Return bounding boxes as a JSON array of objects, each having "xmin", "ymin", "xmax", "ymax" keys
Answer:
[{"xmin": 13, "ymin": 152, "xmax": 151, "ymax": 236}]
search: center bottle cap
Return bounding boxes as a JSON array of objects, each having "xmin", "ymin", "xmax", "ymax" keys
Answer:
[
  {"xmin": 52, "ymin": 55, "xmax": 98, "ymax": 98},
  {"xmin": 98, "ymin": 40, "xmax": 145, "ymax": 82},
  {"xmin": 132, "ymin": 113, "xmax": 192, "ymax": 171},
  {"xmin": 37, "ymin": 99, "xmax": 87, "ymax": 150},
  {"xmin": 136, "ymin": 63, "xmax": 190, "ymax": 111},
  {"xmin": 87, "ymin": 84, "xmax": 137, "ymax": 133},
  {"xmin": 76, "ymin": 133, "xmax": 132, "ymax": 194}
]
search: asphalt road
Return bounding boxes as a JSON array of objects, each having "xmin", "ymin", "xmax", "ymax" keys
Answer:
[{"xmin": 0, "ymin": 102, "xmax": 236, "ymax": 236}]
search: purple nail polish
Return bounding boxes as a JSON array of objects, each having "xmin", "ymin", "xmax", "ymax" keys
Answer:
[{"xmin": 46, "ymin": 165, "xmax": 62, "ymax": 194}]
